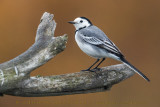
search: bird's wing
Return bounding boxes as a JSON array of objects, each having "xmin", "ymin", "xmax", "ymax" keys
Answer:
[{"xmin": 79, "ymin": 31, "xmax": 123, "ymax": 57}]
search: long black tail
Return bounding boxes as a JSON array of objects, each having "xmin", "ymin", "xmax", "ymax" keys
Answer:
[{"xmin": 120, "ymin": 57, "xmax": 150, "ymax": 82}]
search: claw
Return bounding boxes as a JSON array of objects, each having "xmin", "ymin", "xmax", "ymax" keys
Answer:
[
  {"xmin": 81, "ymin": 69, "xmax": 94, "ymax": 72},
  {"xmin": 91, "ymin": 67, "xmax": 101, "ymax": 71},
  {"xmin": 81, "ymin": 68, "xmax": 101, "ymax": 78}
]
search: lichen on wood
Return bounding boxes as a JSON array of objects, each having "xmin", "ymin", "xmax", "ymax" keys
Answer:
[{"xmin": 0, "ymin": 12, "xmax": 136, "ymax": 97}]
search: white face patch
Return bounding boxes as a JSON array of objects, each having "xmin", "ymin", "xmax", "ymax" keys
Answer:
[{"xmin": 73, "ymin": 17, "xmax": 91, "ymax": 30}]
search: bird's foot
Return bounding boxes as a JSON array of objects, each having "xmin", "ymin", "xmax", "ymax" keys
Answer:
[
  {"xmin": 91, "ymin": 67, "xmax": 102, "ymax": 71},
  {"xmin": 81, "ymin": 68, "xmax": 100, "ymax": 78},
  {"xmin": 81, "ymin": 69, "xmax": 94, "ymax": 72}
]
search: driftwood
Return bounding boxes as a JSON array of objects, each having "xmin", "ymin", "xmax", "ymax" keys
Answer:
[{"xmin": 0, "ymin": 12, "xmax": 136, "ymax": 97}]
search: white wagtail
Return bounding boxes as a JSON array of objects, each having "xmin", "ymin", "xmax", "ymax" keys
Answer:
[{"xmin": 68, "ymin": 17, "xmax": 150, "ymax": 82}]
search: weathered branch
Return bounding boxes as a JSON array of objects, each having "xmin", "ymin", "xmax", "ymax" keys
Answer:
[
  {"xmin": 0, "ymin": 12, "xmax": 135, "ymax": 97},
  {"xmin": 0, "ymin": 12, "xmax": 67, "ymax": 93},
  {"xmin": 6, "ymin": 64, "xmax": 135, "ymax": 97}
]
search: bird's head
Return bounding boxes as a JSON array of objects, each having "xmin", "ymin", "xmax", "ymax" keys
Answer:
[{"xmin": 68, "ymin": 17, "xmax": 92, "ymax": 30}]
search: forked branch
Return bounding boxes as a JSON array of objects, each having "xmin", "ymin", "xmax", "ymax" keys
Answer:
[{"xmin": 0, "ymin": 12, "xmax": 135, "ymax": 97}]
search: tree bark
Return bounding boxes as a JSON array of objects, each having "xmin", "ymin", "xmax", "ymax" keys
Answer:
[{"xmin": 0, "ymin": 12, "xmax": 135, "ymax": 97}]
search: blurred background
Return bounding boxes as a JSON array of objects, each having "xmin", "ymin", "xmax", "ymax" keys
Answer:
[{"xmin": 0, "ymin": 0, "xmax": 159, "ymax": 107}]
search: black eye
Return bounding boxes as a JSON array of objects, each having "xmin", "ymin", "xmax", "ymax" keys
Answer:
[{"xmin": 80, "ymin": 20, "xmax": 83, "ymax": 23}]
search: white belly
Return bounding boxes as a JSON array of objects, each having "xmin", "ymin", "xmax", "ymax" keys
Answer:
[
  {"xmin": 75, "ymin": 33, "xmax": 110, "ymax": 59},
  {"xmin": 75, "ymin": 32, "xmax": 120, "ymax": 60}
]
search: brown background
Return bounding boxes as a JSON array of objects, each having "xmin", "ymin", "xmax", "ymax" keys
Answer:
[{"xmin": 0, "ymin": 0, "xmax": 159, "ymax": 107}]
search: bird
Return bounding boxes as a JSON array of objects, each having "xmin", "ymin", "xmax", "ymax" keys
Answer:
[{"xmin": 68, "ymin": 17, "xmax": 150, "ymax": 82}]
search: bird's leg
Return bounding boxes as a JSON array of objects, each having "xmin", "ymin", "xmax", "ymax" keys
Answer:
[
  {"xmin": 92, "ymin": 58, "xmax": 105, "ymax": 71},
  {"xmin": 81, "ymin": 59, "xmax": 100, "ymax": 72}
]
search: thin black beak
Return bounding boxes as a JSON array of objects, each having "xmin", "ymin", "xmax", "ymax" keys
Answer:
[{"xmin": 68, "ymin": 21, "xmax": 76, "ymax": 24}]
